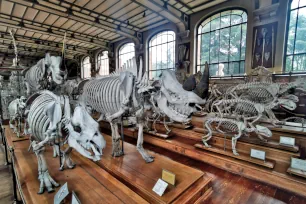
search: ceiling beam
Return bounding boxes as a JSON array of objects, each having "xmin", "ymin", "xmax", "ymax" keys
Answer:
[
  {"xmin": 130, "ymin": 0, "xmax": 189, "ymax": 31},
  {"xmin": 7, "ymin": 0, "xmax": 140, "ymax": 44},
  {"xmin": 0, "ymin": 32, "xmax": 88, "ymax": 55}
]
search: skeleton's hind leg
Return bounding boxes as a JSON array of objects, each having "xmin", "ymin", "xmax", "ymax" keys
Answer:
[
  {"xmin": 232, "ymin": 132, "xmax": 242, "ymax": 156},
  {"xmin": 202, "ymin": 121, "xmax": 213, "ymax": 148},
  {"xmin": 59, "ymin": 147, "xmax": 75, "ymax": 171},
  {"xmin": 110, "ymin": 122, "xmax": 123, "ymax": 157},
  {"xmin": 9, "ymin": 117, "xmax": 17, "ymax": 133}
]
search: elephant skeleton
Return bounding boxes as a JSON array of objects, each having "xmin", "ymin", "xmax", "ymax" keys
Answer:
[
  {"xmin": 81, "ymin": 57, "xmax": 207, "ymax": 163},
  {"xmin": 8, "ymin": 96, "xmax": 26, "ymax": 137},
  {"xmin": 202, "ymin": 117, "xmax": 272, "ymax": 155},
  {"xmin": 27, "ymin": 90, "xmax": 105, "ymax": 194}
]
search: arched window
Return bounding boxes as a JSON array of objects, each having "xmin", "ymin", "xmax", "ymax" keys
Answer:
[
  {"xmin": 285, "ymin": 0, "xmax": 306, "ymax": 72},
  {"xmin": 118, "ymin": 43, "xmax": 135, "ymax": 69},
  {"xmin": 148, "ymin": 30, "xmax": 175, "ymax": 80},
  {"xmin": 81, "ymin": 56, "xmax": 91, "ymax": 78},
  {"xmin": 197, "ymin": 9, "xmax": 247, "ymax": 76},
  {"xmin": 97, "ymin": 51, "xmax": 109, "ymax": 76}
]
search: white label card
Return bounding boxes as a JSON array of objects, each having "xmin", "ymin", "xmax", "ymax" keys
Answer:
[
  {"xmin": 279, "ymin": 136, "xmax": 295, "ymax": 146},
  {"xmin": 250, "ymin": 149, "xmax": 266, "ymax": 161},
  {"xmin": 152, "ymin": 179, "xmax": 168, "ymax": 196},
  {"xmin": 291, "ymin": 158, "xmax": 306, "ymax": 171},
  {"xmin": 71, "ymin": 191, "xmax": 81, "ymax": 204},
  {"xmin": 54, "ymin": 182, "xmax": 69, "ymax": 204}
]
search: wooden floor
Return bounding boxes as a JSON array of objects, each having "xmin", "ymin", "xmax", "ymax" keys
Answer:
[
  {"xmin": 122, "ymin": 135, "xmax": 306, "ymax": 204},
  {"xmin": 0, "ymin": 137, "xmax": 14, "ymax": 203}
]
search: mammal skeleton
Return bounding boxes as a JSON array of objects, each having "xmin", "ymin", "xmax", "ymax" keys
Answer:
[
  {"xmin": 202, "ymin": 117, "xmax": 272, "ymax": 155},
  {"xmin": 27, "ymin": 90, "xmax": 105, "ymax": 194},
  {"xmin": 81, "ymin": 57, "xmax": 207, "ymax": 162},
  {"xmin": 8, "ymin": 96, "xmax": 26, "ymax": 137}
]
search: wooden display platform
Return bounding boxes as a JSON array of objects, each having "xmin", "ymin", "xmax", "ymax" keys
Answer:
[
  {"xmin": 99, "ymin": 121, "xmax": 306, "ymax": 197},
  {"xmin": 194, "ymin": 143, "xmax": 275, "ymax": 169},
  {"xmin": 95, "ymin": 135, "xmax": 212, "ymax": 204},
  {"xmin": 287, "ymin": 167, "xmax": 306, "ymax": 179},
  {"xmin": 4, "ymin": 126, "xmax": 148, "ymax": 204}
]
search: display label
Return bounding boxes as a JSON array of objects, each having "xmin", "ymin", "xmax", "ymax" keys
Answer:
[
  {"xmin": 54, "ymin": 182, "xmax": 69, "ymax": 204},
  {"xmin": 162, "ymin": 169, "xmax": 176, "ymax": 185},
  {"xmin": 71, "ymin": 191, "xmax": 81, "ymax": 204},
  {"xmin": 250, "ymin": 149, "xmax": 266, "ymax": 161},
  {"xmin": 152, "ymin": 179, "xmax": 168, "ymax": 196},
  {"xmin": 291, "ymin": 158, "xmax": 306, "ymax": 171},
  {"xmin": 279, "ymin": 136, "xmax": 295, "ymax": 146}
]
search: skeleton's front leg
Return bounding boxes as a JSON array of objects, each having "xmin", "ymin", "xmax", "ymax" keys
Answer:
[
  {"xmin": 232, "ymin": 132, "xmax": 242, "ymax": 156},
  {"xmin": 59, "ymin": 147, "xmax": 75, "ymax": 171},
  {"xmin": 32, "ymin": 141, "xmax": 60, "ymax": 194},
  {"xmin": 137, "ymin": 121, "xmax": 154, "ymax": 163},
  {"xmin": 109, "ymin": 121, "xmax": 123, "ymax": 157},
  {"xmin": 53, "ymin": 145, "xmax": 60, "ymax": 158}
]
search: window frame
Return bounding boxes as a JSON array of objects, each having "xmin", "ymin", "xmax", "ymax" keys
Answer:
[
  {"xmin": 283, "ymin": 0, "xmax": 306, "ymax": 73},
  {"xmin": 81, "ymin": 56, "xmax": 91, "ymax": 79},
  {"xmin": 148, "ymin": 30, "xmax": 176, "ymax": 80},
  {"xmin": 97, "ymin": 50, "xmax": 109, "ymax": 76},
  {"xmin": 118, "ymin": 42, "xmax": 135, "ymax": 70},
  {"xmin": 196, "ymin": 8, "xmax": 248, "ymax": 77}
]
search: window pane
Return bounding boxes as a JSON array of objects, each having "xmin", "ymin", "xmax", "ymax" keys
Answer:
[
  {"xmin": 210, "ymin": 15, "xmax": 220, "ymax": 31},
  {"xmin": 291, "ymin": 0, "xmax": 299, "ymax": 9},
  {"xmin": 200, "ymin": 33, "xmax": 210, "ymax": 64},
  {"xmin": 219, "ymin": 28, "xmax": 230, "ymax": 62},
  {"xmin": 221, "ymin": 15, "xmax": 230, "ymax": 28},
  {"xmin": 210, "ymin": 64, "xmax": 219, "ymax": 76},
  {"xmin": 229, "ymin": 25, "xmax": 241, "ymax": 61},
  {"xmin": 210, "ymin": 30, "xmax": 219, "ymax": 63},
  {"xmin": 202, "ymin": 22, "xmax": 210, "ymax": 33},
  {"xmin": 293, "ymin": 54, "xmax": 306, "ymax": 71},
  {"xmin": 300, "ymin": 0, "xmax": 306, "ymax": 7},
  {"xmin": 285, "ymin": 55, "xmax": 293, "ymax": 72},
  {"xmin": 241, "ymin": 23, "xmax": 247, "ymax": 60},
  {"xmin": 294, "ymin": 7, "xmax": 306, "ymax": 54}
]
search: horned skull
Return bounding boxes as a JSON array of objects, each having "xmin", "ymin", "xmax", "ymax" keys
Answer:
[
  {"xmin": 153, "ymin": 70, "xmax": 206, "ymax": 123},
  {"xmin": 66, "ymin": 105, "xmax": 106, "ymax": 161}
]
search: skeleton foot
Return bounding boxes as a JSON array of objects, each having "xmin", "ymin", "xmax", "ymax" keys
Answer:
[
  {"xmin": 137, "ymin": 146, "xmax": 154, "ymax": 163},
  {"xmin": 112, "ymin": 139, "xmax": 123, "ymax": 157},
  {"xmin": 16, "ymin": 132, "xmax": 20, "ymax": 138},
  {"xmin": 37, "ymin": 170, "xmax": 60, "ymax": 194},
  {"xmin": 203, "ymin": 141, "xmax": 211, "ymax": 148},
  {"xmin": 233, "ymin": 150, "xmax": 239, "ymax": 156}
]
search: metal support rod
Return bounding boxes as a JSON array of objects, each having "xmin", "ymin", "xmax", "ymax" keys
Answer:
[
  {"xmin": 120, "ymin": 117, "xmax": 124, "ymax": 154},
  {"xmin": 3, "ymin": 128, "xmax": 11, "ymax": 165},
  {"xmin": 10, "ymin": 148, "xmax": 20, "ymax": 203}
]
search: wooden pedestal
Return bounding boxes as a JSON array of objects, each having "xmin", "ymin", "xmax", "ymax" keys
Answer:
[
  {"xmin": 95, "ymin": 135, "xmax": 212, "ymax": 204},
  {"xmin": 4, "ymin": 126, "xmax": 148, "ymax": 204},
  {"xmin": 194, "ymin": 143, "xmax": 275, "ymax": 169},
  {"xmin": 287, "ymin": 167, "xmax": 306, "ymax": 179}
]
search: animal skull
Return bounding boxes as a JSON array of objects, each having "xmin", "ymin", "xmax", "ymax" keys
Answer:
[
  {"xmin": 153, "ymin": 70, "xmax": 206, "ymax": 123},
  {"xmin": 66, "ymin": 105, "xmax": 106, "ymax": 161},
  {"xmin": 45, "ymin": 53, "xmax": 67, "ymax": 85},
  {"xmin": 277, "ymin": 98, "xmax": 296, "ymax": 110},
  {"xmin": 254, "ymin": 125, "xmax": 272, "ymax": 138}
]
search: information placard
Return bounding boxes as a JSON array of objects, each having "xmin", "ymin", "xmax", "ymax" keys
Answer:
[
  {"xmin": 71, "ymin": 191, "xmax": 81, "ymax": 204},
  {"xmin": 162, "ymin": 169, "xmax": 176, "ymax": 185},
  {"xmin": 279, "ymin": 136, "xmax": 295, "ymax": 146},
  {"xmin": 152, "ymin": 179, "xmax": 168, "ymax": 196},
  {"xmin": 291, "ymin": 158, "xmax": 306, "ymax": 171},
  {"xmin": 54, "ymin": 182, "xmax": 69, "ymax": 204},
  {"xmin": 250, "ymin": 149, "xmax": 266, "ymax": 161}
]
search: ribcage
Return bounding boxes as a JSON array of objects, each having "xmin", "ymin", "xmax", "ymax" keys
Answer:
[
  {"xmin": 25, "ymin": 63, "xmax": 44, "ymax": 92},
  {"xmin": 83, "ymin": 76, "xmax": 122, "ymax": 115},
  {"xmin": 28, "ymin": 93, "xmax": 54, "ymax": 141}
]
